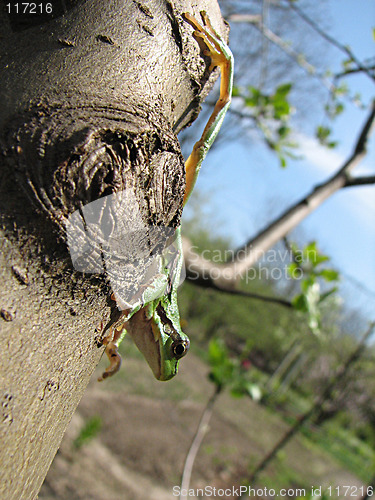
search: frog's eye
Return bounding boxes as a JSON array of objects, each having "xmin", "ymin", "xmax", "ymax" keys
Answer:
[{"xmin": 172, "ymin": 339, "xmax": 190, "ymax": 359}]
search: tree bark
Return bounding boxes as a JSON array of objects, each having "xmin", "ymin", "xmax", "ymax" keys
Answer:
[{"xmin": 0, "ymin": 1, "xmax": 227, "ymax": 498}]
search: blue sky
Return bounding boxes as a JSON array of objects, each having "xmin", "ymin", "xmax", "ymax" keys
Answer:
[{"xmin": 181, "ymin": 0, "xmax": 375, "ymax": 319}]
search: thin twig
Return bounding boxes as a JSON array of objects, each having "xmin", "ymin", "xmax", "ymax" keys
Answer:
[
  {"xmin": 227, "ymin": 14, "xmax": 261, "ymax": 24},
  {"xmin": 288, "ymin": 0, "xmax": 375, "ymax": 82},
  {"xmin": 179, "ymin": 386, "xmax": 221, "ymax": 500},
  {"xmin": 335, "ymin": 65, "xmax": 375, "ymax": 79},
  {"xmin": 257, "ymin": 24, "xmax": 319, "ymax": 78},
  {"xmin": 228, "ymin": 9, "xmax": 374, "ymax": 109},
  {"xmin": 213, "ymin": 286, "xmax": 293, "ymax": 308},
  {"xmin": 209, "ymin": 282, "xmax": 293, "ymax": 308},
  {"xmin": 228, "ymin": 12, "xmax": 330, "ymax": 88},
  {"xmin": 259, "ymin": 0, "xmax": 270, "ymax": 89}
]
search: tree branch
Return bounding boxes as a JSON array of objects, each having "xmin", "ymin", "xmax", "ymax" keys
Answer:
[
  {"xmin": 344, "ymin": 175, "xmax": 375, "ymax": 188},
  {"xmin": 335, "ymin": 65, "xmax": 375, "ymax": 79},
  {"xmin": 232, "ymin": 99, "xmax": 375, "ymax": 268},
  {"xmin": 183, "ymin": 100, "xmax": 375, "ymax": 287},
  {"xmin": 210, "ymin": 283, "xmax": 293, "ymax": 308},
  {"xmin": 183, "ymin": 254, "xmax": 293, "ymax": 307},
  {"xmin": 226, "ymin": 14, "xmax": 262, "ymax": 24}
]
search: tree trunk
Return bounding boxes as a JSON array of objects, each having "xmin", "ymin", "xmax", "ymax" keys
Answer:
[{"xmin": 0, "ymin": 1, "xmax": 227, "ymax": 498}]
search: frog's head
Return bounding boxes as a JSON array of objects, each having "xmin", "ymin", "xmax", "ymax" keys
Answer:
[{"xmin": 127, "ymin": 299, "xmax": 190, "ymax": 381}]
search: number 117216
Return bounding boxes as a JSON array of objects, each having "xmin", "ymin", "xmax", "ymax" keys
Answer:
[
  {"xmin": 6, "ymin": 3, "xmax": 53, "ymax": 14},
  {"xmin": 327, "ymin": 486, "xmax": 373, "ymax": 497}
]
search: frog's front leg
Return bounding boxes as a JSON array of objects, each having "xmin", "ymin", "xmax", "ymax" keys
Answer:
[
  {"xmin": 97, "ymin": 322, "xmax": 127, "ymax": 381},
  {"xmin": 183, "ymin": 11, "xmax": 234, "ymax": 205}
]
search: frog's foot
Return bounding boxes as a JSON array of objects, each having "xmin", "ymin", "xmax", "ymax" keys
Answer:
[
  {"xmin": 184, "ymin": 11, "xmax": 232, "ymax": 72},
  {"xmin": 98, "ymin": 322, "xmax": 127, "ymax": 381},
  {"xmin": 98, "ymin": 341, "xmax": 122, "ymax": 381}
]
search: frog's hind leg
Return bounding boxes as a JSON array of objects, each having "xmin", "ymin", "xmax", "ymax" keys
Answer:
[
  {"xmin": 183, "ymin": 11, "xmax": 233, "ymax": 205},
  {"xmin": 98, "ymin": 324, "xmax": 127, "ymax": 381}
]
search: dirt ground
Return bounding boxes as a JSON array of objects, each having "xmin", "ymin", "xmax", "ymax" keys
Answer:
[{"xmin": 39, "ymin": 350, "xmax": 365, "ymax": 500}]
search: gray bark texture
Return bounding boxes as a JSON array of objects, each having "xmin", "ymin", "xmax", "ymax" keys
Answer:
[{"xmin": 0, "ymin": 0, "xmax": 227, "ymax": 498}]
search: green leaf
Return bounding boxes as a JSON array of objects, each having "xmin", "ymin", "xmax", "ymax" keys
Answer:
[
  {"xmin": 208, "ymin": 338, "xmax": 227, "ymax": 365},
  {"xmin": 273, "ymin": 100, "xmax": 290, "ymax": 119},
  {"xmin": 278, "ymin": 125, "xmax": 291, "ymax": 139},
  {"xmin": 318, "ymin": 269, "xmax": 339, "ymax": 281},
  {"xmin": 302, "ymin": 241, "xmax": 317, "ymax": 264},
  {"xmin": 207, "ymin": 339, "xmax": 236, "ymax": 388},
  {"xmin": 316, "ymin": 126, "xmax": 331, "ymax": 141},
  {"xmin": 335, "ymin": 103, "xmax": 344, "ymax": 115},
  {"xmin": 293, "ymin": 248, "xmax": 304, "ymax": 264},
  {"xmin": 334, "ymin": 82, "xmax": 349, "ymax": 97},
  {"xmin": 319, "ymin": 287, "xmax": 338, "ymax": 303},
  {"xmin": 302, "ymin": 241, "xmax": 329, "ymax": 266},
  {"xmin": 301, "ymin": 276, "xmax": 315, "ymax": 294},
  {"xmin": 275, "ymin": 83, "xmax": 292, "ymax": 97},
  {"xmin": 232, "ymin": 86, "xmax": 240, "ymax": 97},
  {"xmin": 292, "ymin": 293, "xmax": 308, "ymax": 312},
  {"xmin": 288, "ymin": 262, "xmax": 300, "ymax": 277},
  {"xmin": 245, "ymin": 96, "xmax": 256, "ymax": 107},
  {"xmin": 278, "ymin": 153, "xmax": 287, "ymax": 168},
  {"xmin": 246, "ymin": 86, "xmax": 262, "ymax": 107}
]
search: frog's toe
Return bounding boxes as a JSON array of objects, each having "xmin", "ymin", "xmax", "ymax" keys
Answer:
[
  {"xmin": 98, "ymin": 341, "xmax": 122, "ymax": 381},
  {"xmin": 185, "ymin": 11, "xmax": 230, "ymax": 70}
]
